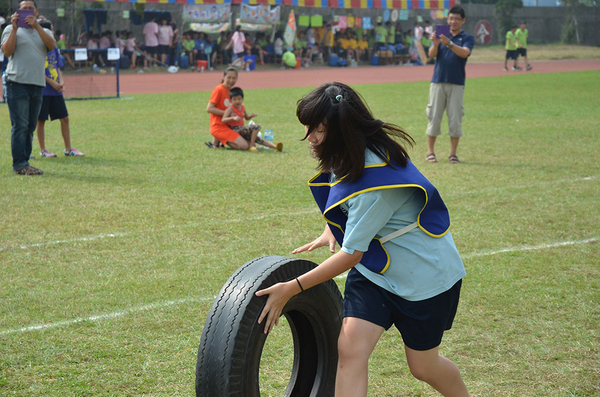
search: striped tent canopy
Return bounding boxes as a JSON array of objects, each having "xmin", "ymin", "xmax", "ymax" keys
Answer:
[{"xmin": 90, "ymin": 0, "xmax": 456, "ymax": 9}]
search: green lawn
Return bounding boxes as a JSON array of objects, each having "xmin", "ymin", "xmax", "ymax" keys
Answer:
[{"xmin": 1, "ymin": 70, "xmax": 599, "ymax": 396}]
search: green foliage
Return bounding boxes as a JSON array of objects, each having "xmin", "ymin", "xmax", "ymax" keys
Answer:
[
  {"xmin": 494, "ymin": 0, "xmax": 523, "ymax": 44},
  {"xmin": 1, "ymin": 71, "xmax": 599, "ymax": 395}
]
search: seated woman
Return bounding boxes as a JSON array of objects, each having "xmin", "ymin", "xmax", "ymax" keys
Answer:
[{"xmin": 206, "ymin": 67, "xmax": 254, "ymax": 151}]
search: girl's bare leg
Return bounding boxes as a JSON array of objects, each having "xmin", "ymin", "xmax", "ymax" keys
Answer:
[
  {"xmin": 335, "ymin": 317, "xmax": 384, "ymax": 397},
  {"xmin": 405, "ymin": 345, "xmax": 469, "ymax": 397}
]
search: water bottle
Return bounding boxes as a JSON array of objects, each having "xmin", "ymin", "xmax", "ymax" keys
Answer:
[
  {"xmin": 264, "ymin": 129, "xmax": 273, "ymax": 149},
  {"xmin": 1, "ymin": 72, "xmax": 6, "ymax": 103}
]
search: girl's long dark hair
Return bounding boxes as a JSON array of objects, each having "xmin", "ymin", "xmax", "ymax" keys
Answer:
[{"xmin": 297, "ymin": 82, "xmax": 414, "ymax": 182}]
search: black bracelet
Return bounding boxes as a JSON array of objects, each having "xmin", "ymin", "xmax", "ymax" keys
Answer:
[{"xmin": 296, "ymin": 278, "xmax": 304, "ymax": 292}]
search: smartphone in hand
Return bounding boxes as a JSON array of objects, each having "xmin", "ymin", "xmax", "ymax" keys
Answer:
[
  {"xmin": 16, "ymin": 9, "xmax": 34, "ymax": 29},
  {"xmin": 435, "ymin": 24, "xmax": 450, "ymax": 39}
]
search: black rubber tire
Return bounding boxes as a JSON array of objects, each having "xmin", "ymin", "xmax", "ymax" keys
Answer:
[{"xmin": 196, "ymin": 256, "xmax": 343, "ymax": 397}]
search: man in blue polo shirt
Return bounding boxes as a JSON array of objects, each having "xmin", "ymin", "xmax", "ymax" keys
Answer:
[{"xmin": 425, "ymin": 6, "xmax": 474, "ymax": 164}]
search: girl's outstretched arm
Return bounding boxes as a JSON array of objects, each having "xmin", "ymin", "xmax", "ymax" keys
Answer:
[
  {"xmin": 292, "ymin": 225, "xmax": 337, "ymax": 254},
  {"xmin": 256, "ymin": 249, "xmax": 363, "ymax": 334}
]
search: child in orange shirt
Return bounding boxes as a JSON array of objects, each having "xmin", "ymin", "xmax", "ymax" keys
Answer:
[{"xmin": 221, "ymin": 87, "xmax": 283, "ymax": 152}]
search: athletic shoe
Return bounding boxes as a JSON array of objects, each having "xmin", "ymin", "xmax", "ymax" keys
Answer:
[
  {"xmin": 64, "ymin": 148, "xmax": 85, "ymax": 157},
  {"xmin": 503, "ymin": 67, "xmax": 509, "ymax": 72},
  {"xmin": 249, "ymin": 146, "xmax": 259, "ymax": 152},
  {"xmin": 40, "ymin": 148, "xmax": 57, "ymax": 158},
  {"xmin": 512, "ymin": 66, "xmax": 522, "ymax": 71},
  {"xmin": 526, "ymin": 64, "xmax": 532, "ymax": 71},
  {"xmin": 14, "ymin": 165, "xmax": 43, "ymax": 175}
]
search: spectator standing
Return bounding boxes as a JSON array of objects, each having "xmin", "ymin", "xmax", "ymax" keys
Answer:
[
  {"xmin": 169, "ymin": 19, "xmax": 179, "ymax": 66},
  {"xmin": 274, "ymin": 31, "xmax": 284, "ymax": 56},
  {"xmin": 226, "ymin": 25, "xmax": 248, "ymax": 67},
  {"xmin": 386, "ymin": 21, "xmax": 396, "ymax": 54},
  {"xmin": 218, "ymin": 31, "xmax": 232, "ymax": 65},
  {"xmin": 504, "ymin": 25, "xmax": 520, "ymax": 72},
  {"xmin": 515, "ymin": 22, "xmax": 532, "ymax": 71},
  {"xmin": 114, "ymin": 30, "xmax": 125, "ymax": 56},
  {"xmin": 324, "ymin": 24, "xmax": 335, "ymax": 60},
  {"xmin": 36, "ymin": 20, "xmax": 83, "ymax": 159},
  {"xmin": 425, "ymin": 6, "xmax": 475, "ymax": 164},
  {"xmin": 424, "ymin": 20, "xmax": 433, "ymax": 37},
  {"xmin": 414, "ymin": 22, "xmax": 424, "ymax": 41},
  {"xmin": 374, "ymin": 19, "xmax": 388, "ymax": 51},
  {"xmin": 142, "ymin": 16, "xmax": 159, "ymax": 68},
  {"xmin": 157, "ymin": 19, "xmax": 173, "ymax": 66},
  {"xmin": 421, "ymin": 32, "xmax": 432, "ymax": 60},
  {"xmin": 1, "ymin": 0, "xmax": 56, "ymax": 175}
]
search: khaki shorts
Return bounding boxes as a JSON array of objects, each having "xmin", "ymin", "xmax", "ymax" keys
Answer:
[{"xmin": 425, "ymin": 83, "xmax": 465, "ymax": 138}]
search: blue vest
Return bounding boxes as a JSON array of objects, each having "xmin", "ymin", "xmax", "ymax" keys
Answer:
[{"xmin": 308, "ymin": 159, "xmax": 450, "ymax": 274}]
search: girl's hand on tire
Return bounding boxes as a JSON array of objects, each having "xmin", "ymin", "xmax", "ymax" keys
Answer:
[
  {"xmin": 256, "ymin": 281, "xmax": 299, "ymax": 334},
  {"xmin": 292, "ymin": 225, "xmax": 336, "ymax": 254}
]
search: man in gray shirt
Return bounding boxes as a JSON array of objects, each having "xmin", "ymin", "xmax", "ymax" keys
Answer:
[{"xmin": 1, "ymin": 0, "xmax": 55, "ymax": 175}]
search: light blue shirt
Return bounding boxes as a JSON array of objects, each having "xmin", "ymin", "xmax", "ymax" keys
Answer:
[{"xmin": 339, "ymin": 151, "xmax": 466, "ymax": 301}]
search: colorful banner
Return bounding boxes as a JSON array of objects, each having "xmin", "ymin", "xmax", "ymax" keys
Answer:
[
  {"xmin": 284, "ymin": 10, "xmax": 296, "ymax": 47},
  {"xmin": 240, "ymin": 4, "xmax": 281, "ymax": 25},
  {"xmin": 362, "ymin": 16, "xmax": 372, "ymax": 29},
  {"xmin": 84, "ymin": 0, "xmax": 456, "ymax": 10},
  {"xmin": 189, "ymin": 22, "xmax": 230, "ymax": 33},
  {"xmin": 182, "ymin": 4, "xmax": 230, "ymax": 24}
]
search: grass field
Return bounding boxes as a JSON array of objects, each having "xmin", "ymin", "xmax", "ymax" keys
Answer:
[{"xmin": 1, "ymin": 70, "xmax": 599, "ymax": 396}]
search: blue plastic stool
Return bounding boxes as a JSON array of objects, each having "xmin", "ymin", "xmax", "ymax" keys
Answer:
[
  {"xmin": 244, "ymin": 55, "xmax": 257, "ymax": 70},
  {"xmin": 179, "ymin": 55, "xmax": 189, "ymax": 69},
  {"xmin": 328, "ymin": 53, "xmax": 339, "ymax": 67}
]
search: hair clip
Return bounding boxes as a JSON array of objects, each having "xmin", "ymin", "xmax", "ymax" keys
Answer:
[{"xmin": 335, "ymin": 94, "xmax": 343, "ymax": 102}]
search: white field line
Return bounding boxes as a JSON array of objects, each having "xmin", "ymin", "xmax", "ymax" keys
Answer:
[
  {"xmin": 461, "ymin": 237, "xmax": 599, "ymax": 259},
  {"xmin": 0, "ymin": 296, "xmax": 214, "ymax": 336},
  {"xmin": 1, "ymin": 209, "xmax": 318, "ymax": 252},
  {"xmin": 456, "ymin": 175, "xmax": 598, "ymax": 196},
  {"xmin": 5, "ymin": 175, "xmax": 597, "ymax": 253},
  {"xmin": 2, "ymin": 236, "xmax": 597, "ymax": 336},
  {"xmin": 1, "ymin": 176, "xmax": 597, "ymax": 335}
]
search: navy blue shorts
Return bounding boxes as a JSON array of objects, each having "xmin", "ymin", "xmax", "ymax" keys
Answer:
[
  {"xmin": 343, "ymin": 268, "xmax": 462, "ymax": 351},
  {"xmin": 505, "ymin": 49, "xmax": 518, "ymax": 60},
  {"xmin": 38, "ymin": 95, "xmax": 68, "ymax": 121},
  {"xmin": 517, "ymin": 48, "xmax": 527, "ymax": 57}
]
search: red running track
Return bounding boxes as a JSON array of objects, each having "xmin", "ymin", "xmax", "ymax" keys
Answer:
[{"xmin": 95, "ymin": 59, "xmax": 600, "ymax": 96}]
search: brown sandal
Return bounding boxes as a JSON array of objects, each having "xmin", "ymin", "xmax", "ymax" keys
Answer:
[
  {"xmin": 449, "ymin": 155, "xmax": 460, "ymax": 164},
  {"xmin": 426, "ymin": 153, "xmax": 437, "ymax": 163}
]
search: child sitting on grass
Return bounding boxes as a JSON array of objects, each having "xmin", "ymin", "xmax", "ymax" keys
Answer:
[{"xmin": 221, "ymin": 87, "xmax": 283, "ymax": 152}]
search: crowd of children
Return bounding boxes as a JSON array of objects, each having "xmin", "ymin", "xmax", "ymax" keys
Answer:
[{"xmin": 7, "ymin": 16, "xmax": 446, "ymax": 74}]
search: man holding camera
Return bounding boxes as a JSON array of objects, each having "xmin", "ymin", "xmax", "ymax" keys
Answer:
[{"xmin": 1, "ymin": 0, "xmax": 55, "ymax": 175}]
